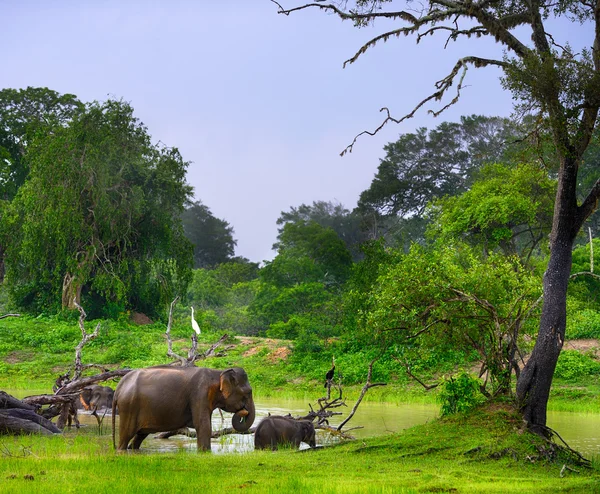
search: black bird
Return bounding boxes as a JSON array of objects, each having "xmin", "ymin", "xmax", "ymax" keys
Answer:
[{"xmin": 324, "ymin": 357, "xmax": 335, "ymax": 388}]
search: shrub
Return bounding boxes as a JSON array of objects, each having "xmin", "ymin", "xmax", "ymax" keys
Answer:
[
  {"xmin": 554, "ymin": 350, "xmax": 600, "ymax": 381},
  {"xmin": 566, "ymin": 309, "xmax": 600, "ymax": 339},
  {"xmin": 438, "ymin": 372, "xmax": 485, "ymax": 416}
]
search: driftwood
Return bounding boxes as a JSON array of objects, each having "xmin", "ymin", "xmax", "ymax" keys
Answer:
[
  {"xmin": 0, "ymin": 391, "xmax": 61, "ymax": 435},
  {"xmin": 297, "ymin": 359, "xmax": 386, "ymax": 441},
  {"xmin": 17, "ymin": 302, "xmax": 131, "ymax": 431}
]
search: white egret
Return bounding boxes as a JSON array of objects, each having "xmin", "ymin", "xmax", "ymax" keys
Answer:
[{"xmin": 191, "ymin": 306, "xmax": 201, "ymax": 335}]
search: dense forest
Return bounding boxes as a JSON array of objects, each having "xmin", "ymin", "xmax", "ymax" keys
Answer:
[{"xmin": 1, "ymin": 87, "xmax": 600, "ymax": 413}]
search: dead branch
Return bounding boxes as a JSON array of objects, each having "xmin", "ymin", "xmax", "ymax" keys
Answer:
[
  {"xmin": 397, "ymin": 358, "xmax": 439, "ymax": 391},
  {"xmin": 337, "ymin": 359, "xmax": 386, "ymax": 431},
  {"xmin": 165, "ymin": 296, "xmax": 189, "ymax": 365},
  {"xmin": 0, "ymin": 313, "xmax": 20, "ymax": 320},
  {"xmin": 164, "ymin": 295, "xmax": 230, "ymax": 366},
  {"xmin": 72, "ymin": 300, "xmax": 100, "ymax": 380}
]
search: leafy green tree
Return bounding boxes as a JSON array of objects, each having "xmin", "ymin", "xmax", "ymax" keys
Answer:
[
  {"xmin": 365, "ymin": 244, "xmax": 541, "ymax": 397},
  {"xmin": 275, "ymin": 200, "xmax": 367, "ymax": 259},
  {"xmin": 0, "ymin": 87, "xmax": 83, "ymax": 200},
  {"xmin": 266, "ymin": 221, "xmax": 353, "ymax": 288},
  {"xmin": 358, "ymin": 116, "xmax": 518, "ymax": 219},
  {"xmin": 181, "ymin": 201, "xmax": 237, "ymax": 268},
  {"xmin": 0, "ymin": 87, "xmax": 84, "ymax": 283},
  {"xmin": 277, "ymin": 0, "xmax": 600, "ymax": 432},
  {"xmin": 428, "ymin": 163, "xmax": 556, "ymax": 262},
  {"xmin": 3, "ymin": 99, "xmax": 193, "ymax": 316}
]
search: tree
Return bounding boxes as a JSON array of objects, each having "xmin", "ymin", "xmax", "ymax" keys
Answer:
[
  {"xmin": 358, "ymin": 116, "xmax": 519, "ymax": 219},
  {"xmin": 364, "ymin": 243, "xmax": 541, "ymax": 397},
  {"xmin": 276, "ymin": 0, "xmax": 600, "ymax": 433},
  {"xmin": 428, "ymin": 163, "xmax": 556, "ymax": 262},
  {"xmin": 181, "ymin": 201, "xmax": 237, "ymax": 268},
  {"xmin": 266, "ymin": 220, "xmax": 353, "ymax": 288},
  {"xmin": 3, "ymin": 99, "xmax": 193, "ymax": 316},
  {"xmin": 0, "ymin": 87, "xmax": 84, "ymax": 283},
  {"xmin": 0, "ymin": 87, "xmax": 84, "ymax": 200},
  {"xmin": 275, "ymin": 200, "xmax": 368, "ymax": 260}
]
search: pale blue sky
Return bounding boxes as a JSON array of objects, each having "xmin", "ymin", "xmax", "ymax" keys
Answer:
[{"xmin": 2, "ymin": 1, "xmax": 582, "ymax": 262}]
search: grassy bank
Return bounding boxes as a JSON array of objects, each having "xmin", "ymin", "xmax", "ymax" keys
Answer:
[
  {"xmin": 1, "ymin": 316, "xmax": 599, "ymax": 413},
  {"xmin": 0, "ymin": 404, "xmax": 598, "ymax": 493}
]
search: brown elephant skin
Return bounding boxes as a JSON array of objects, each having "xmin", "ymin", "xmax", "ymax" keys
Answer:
[
  {"xmin": 254, "ymin": 415, "xmax": 316, "ymax": 451},
  {"xmin": 112, "ymin": 365, "xmax": 255, "ymax": 452}
]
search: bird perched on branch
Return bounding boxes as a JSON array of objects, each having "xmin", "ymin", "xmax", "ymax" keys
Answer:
[
  {"xmin": 191, "ymin": 307, "xmax": 201, "ymax": 335},
  {"xmin": 324, "ymin": 356, "xmax": 335, "ymax": 388}
]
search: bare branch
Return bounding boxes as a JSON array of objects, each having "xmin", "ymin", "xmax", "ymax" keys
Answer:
[
  {"xmin": 338, "ymin": 359, "xmax": 386, "ymax": 431},
  {"xmin": 0, "ymin": 313, "xmax": 20, "ymax": 320},
  {"xmin": 395, "ymin": 357, "xmax": 440, "ymax": 391},
  {"xmin": 341, "ymin": 56, "xmax": 506, "ymax": 155},
  {"xmin": 72, "ymin": 300, "xmax": 100, "ymax": 380}
]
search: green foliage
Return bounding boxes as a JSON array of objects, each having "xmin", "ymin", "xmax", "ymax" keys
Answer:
[
  {"xmin": 554, "ymin": 350, "xmax": 600, "ymax": 381},
  {"xmin": 439, "ymin": 372, "xmax": 485, "ymax": 416},
  {"xmin": 566, "ymin": 309, "xmax": 600, "ymax": 339},
  {"xmin": 181, "ymin": 201, "xmax": 237, "ymax": 268},
  {"xmin": 569, "ymin": 239, "xmax": 600, "ymax": 310},
  {"xmin": 0, "ymin": 86, "xmax": 84, "ymax": 200},
  {"xmin": 265, "ymin": 221, "xmax": 353, "ymax": 288},
  {"xmin": 428, "ymin": 163, "xmax": 555, "ymax": 260},
  {"xmin": 343, "ymin": 239, "xmax": 403, "ymax": 335},
  {"xmin": 275, "ymin": 200, "xmax": 368, "ymax": 260},
  {"xmin": 2, "ymin": 98, "xmax": 193, "ymax": 317},
  {"xmin": 364, "ymin": 243, "xmax": 541, "ymax": 396}
]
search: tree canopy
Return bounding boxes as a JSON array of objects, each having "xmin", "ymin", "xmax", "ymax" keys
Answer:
[
  {"xmin": 276, "ymin": 0, "xmax": 600, "ymax": 432},
  {"xmin": 181, "ymin": 200, "xmax": 237, "ymax": 269},
  {"xmin": 2, "ymin": 98, "xmax": 193, "ymax": 317}
]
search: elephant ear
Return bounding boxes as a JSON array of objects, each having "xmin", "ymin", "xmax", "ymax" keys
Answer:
[{"xmin": 219, "ymin": 369, "xmax": 238, "ymax": 397}]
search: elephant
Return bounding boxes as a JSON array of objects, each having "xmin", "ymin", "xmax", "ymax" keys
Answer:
[
  {"xmin": 112, "ymin": 365, "xmax": 255, "ymax": 452},
  {"xmin": 79, "ymin": 385, "xmax": 114, "ymax": 411},
  {"xmin": 254, "ymin": 415, "xmax": 316, "ymax": 451}
]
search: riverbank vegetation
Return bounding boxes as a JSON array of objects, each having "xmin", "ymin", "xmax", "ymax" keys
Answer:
[
  {"xmin": 0, "ymin": 402, "xmax": 598, "ymax": 493},
  {"xmin": 3, "ymin": 5, "xmax": 600, "ymax": 482},
  {"xmin": 0, "ymin": 314, "xmax": 598, "ymax": 415}
]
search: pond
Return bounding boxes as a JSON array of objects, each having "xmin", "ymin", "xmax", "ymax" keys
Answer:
[{"xmin": 68, "ymin": 397, "xmax": 600, "ymax": 457}]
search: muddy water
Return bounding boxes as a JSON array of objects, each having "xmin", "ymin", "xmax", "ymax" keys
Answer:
[{"xmin": 71, "ymin": 398, "xmax": 600, "ymax": 456}]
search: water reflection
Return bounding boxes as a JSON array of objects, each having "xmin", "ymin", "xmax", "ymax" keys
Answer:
[
  {"xmin": 73, "ymin": 398, "xmax": 440, "ymax": 454},
  {"xmin": 547, "ymin": 411, "xmax": 600, "ymax": 458},
  {"xmin": 14, "ymin": 391, "xmax": 600, "ymax": 457}
]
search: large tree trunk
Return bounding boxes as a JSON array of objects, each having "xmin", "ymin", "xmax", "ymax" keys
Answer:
[
  {"xmin": 516, "ymin": 241, "xmax": 572, "ymax": 433},
  {"xmin": 516, "ymin": 155, "xmax": 580, "ymax": 433}
]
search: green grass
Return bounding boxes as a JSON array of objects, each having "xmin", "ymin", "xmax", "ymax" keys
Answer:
[
  {"xmin": 1, "ymin": 316, "xmax": 600, "ymax": 491},
  {"xmin": 1, "ymin": 315, "xmax": 600, "ymax": 413},
  {"xmin": 0, "ymin": 404, "xmax": 598, "ymax": 493}
]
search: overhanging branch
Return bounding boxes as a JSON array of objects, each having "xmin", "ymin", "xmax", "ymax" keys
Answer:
[{"xmin": 340, "ymin": 56, "xmax": 507, "ymax": 155}]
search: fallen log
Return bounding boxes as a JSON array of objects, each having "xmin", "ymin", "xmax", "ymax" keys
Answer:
[
  {"xmin": 0, "ymin": 411, "xmax": 56, "ymax": 435},
  {"xmin": 0, "ymin": 391, "xmax": 37, "ymax": 411},
  {"xmin": 0, "ymin": 408, "xmax": 61, "ymax": 434}
]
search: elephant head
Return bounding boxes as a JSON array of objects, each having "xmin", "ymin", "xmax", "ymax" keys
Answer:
[
  {"xmin": 219, "ymin": 368, "xmax": 255, "ymax": 433},
  {"xmin": 300, "ymin": 420, "xmax": 317, "ymax": 448}
]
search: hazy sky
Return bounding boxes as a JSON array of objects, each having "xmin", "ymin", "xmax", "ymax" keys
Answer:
[{"xmin": 2, "ymin": 1, "xmax": 558, "ymax": 263}]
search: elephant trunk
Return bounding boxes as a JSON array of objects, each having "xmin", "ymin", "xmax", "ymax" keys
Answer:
[{"xmin": 232, "ymin": 400, "xmax": 255, "ymax": 433}]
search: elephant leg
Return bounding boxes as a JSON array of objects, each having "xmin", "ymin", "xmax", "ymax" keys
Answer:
[
  {"xmin": 193, "ymin": 409, "xmax": 213, "ymax": 452},
  {"xmin": 130, "ymin": 433, "xmax": 149, "ymax": 450}
]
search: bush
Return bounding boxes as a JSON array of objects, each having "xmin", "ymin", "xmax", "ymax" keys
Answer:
[
  {"xmin": 438, "ymin": 372, "xmax": 485, "ymax": 416},
  {"xmin": 566, "ymin": 309, "xmax": 600, "ymax": 339},
  {"xmin": 554, "ymin": 350, "xmax": 600, "ymax": 381}
]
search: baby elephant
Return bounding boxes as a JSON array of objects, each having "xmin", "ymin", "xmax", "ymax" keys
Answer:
[{"xmin": 254, "ymin": 415, "xmax": 316, "ymax": 451}]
